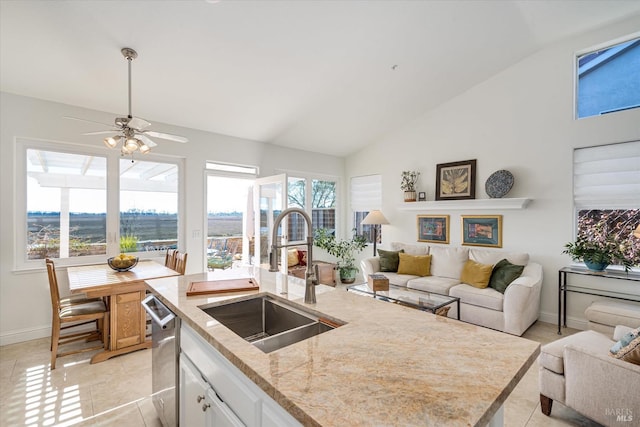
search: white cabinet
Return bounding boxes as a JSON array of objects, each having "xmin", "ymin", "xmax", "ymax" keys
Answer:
[
  {"xmin": 180, "ymin": 323, "xmax": 302, "ymax": 427},
  {"xmin": 180, "ymin": 354, "xmax": 244, "ymax": 427}
]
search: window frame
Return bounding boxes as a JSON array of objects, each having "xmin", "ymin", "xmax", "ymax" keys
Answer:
[
  {"xmin": 16, "ymin": 138, "xmax": 184, "ymax": 270},
  {"xmin": 351, "ymin": 174, "xmax": 382, "ymax": 245},
  {"xmin": 574, "ymin": 32, "xmax": 640, "ymax": 120},
  {"xmin": 276, "ymin": 169, "xmax": 341, "ymax": 240}
]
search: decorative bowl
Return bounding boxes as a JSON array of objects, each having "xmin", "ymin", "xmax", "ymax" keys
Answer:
[{"xmin": 107, "ymin": 256, "xmax": 138, "ymax": 272}]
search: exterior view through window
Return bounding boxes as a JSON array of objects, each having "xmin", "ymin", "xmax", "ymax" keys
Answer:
[
  {"xmin": 573, "ymin": 141, "xmax": 640, "ymax": 270},
  {"xmin": 577, "ymin": 36, "xmax": 640, "ymax": 119},
  {"xmin": 287, "ymin": 177, "xmax": 336, "ymax": 241},
  {"xmin": 25, "ymin": 146, "xmax": 181, "ymax": 262},
  {"xmin": 207, "ymin": 176, "xmax": 252, "ymax": 270},
  {"xmin": 119, "ymin": 159, "xmax": 179, "ymax": 253},
  {"xmin": 27, "ymin": 149, "xmax": 107, "ymax": 259}
]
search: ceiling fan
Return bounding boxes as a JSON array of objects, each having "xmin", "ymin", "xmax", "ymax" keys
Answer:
[{"xmin": 65, "ymin": 47, "xmax": 188, "ymax": 156}]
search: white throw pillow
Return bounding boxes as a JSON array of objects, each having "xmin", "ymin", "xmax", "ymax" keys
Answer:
[
  {"xmin": 390, "ymin": 242, "xmax": 429, "ymax": 255},
  {"xmin": 430, "ymin": 246, "xmax": 469, "ymax": 280},
  {"xmin": 470, "ymin": 248, "xmax": 529, "ymax": 266}
]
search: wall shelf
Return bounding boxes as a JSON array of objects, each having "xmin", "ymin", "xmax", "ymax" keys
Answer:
[{"xmin": 397, "ymin": 198, "xmax": 532, "ymax": 211}]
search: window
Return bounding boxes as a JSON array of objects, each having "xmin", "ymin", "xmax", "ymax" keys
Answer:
[
  {"xmin": 120, "ymin": 159, "xmax": 179, "ymax": 253},
  {"xmin": 351, "ymin": 175, "xmax": 382, "ymax": 244},
  {"xmin": 287, "ymin": 177, "xmax": 337, "ymax": 241},
  {"xmin": 573, "ymin": 141, "xmax": 640, "ymax": 268},
  {"xmin": 576, "ymin": 36, "xmax": 640, "ymax": 119},
  {"xmin": 18, "ymin": 139, "xmax": 183, "ymax": 268}
]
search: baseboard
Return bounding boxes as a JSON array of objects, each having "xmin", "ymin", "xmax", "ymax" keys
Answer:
[
  {"xmin": 0, "ymin": 322, "xmax": 97, "ymax": 346},
  {"xmin": 538, "ymin": 310, "xmax": 588, "ymax": 331},
  {"xmin": 0, "ymin": 325, "xmax": 50, "ymax": 346}
]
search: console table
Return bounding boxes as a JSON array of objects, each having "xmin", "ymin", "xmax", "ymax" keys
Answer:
[{"xmin": 558, "ymin": 266, "xmax": 640, "ymax": 334}]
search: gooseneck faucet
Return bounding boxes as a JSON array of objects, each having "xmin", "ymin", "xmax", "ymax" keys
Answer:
[{"xmin": 269, "ymin": 207, "xmax": 318, "ymax": 304}]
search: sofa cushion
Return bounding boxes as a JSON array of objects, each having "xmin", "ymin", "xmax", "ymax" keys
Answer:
[
  {"xmin": 585, "ymin": 301, "xmax": 640, "ymax": 330},
  {"xmin": 407, "ymin": 276, "xmax": 460, "ymax": 295},
  {"xmin": 449, "ymin": 284, "xmax": 504, "ymax": 311},
  {"xmin": 429, "ymin": 246, "xmax": 469, "ymax": 280},
  {"xmin": 390, "ymin": 242, "xmax": 429, "ymax": 255},
  {"xmin": 379, "ymin": 272, "xmax": 420, "ymax": 287},
  {"xmin": 397, "ymin": 253, "xmax": 431, "ymax": 277},
  {"xmin": 612, "ymin": 336, "xmax": 640, "ymax": 365},
  {"xmin": 298, "ymin": 249, "xmax": 307, "ymax": 266},
  {"xmin": 460, "ymin": 259, "xmax": 493, "ymax": 288},
  {"xmin": 488, "ymin": 259, "xmax": 524, "ymax": 293},
  {"xmin": 378, "ymin": 249, "xmax": 404, "ymax": 272},
  {"xmin": 470, "ymin": 248, "xmax": 529, "ymax": 266},
  {"xmin": 287, "ymin": 248, "xmax": 299, "ymax": 267},
  {"xmin": 610, "ymin": 327, "xmax": 640, "ymax": 365},
  {"xmin": 539, "ymin": 330, "xmax": 614, "ymax": 374}
]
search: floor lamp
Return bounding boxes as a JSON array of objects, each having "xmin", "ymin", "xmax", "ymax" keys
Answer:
[{"xmin": 361, "ymin": 210, "xmax": 389, "ymax": 256}]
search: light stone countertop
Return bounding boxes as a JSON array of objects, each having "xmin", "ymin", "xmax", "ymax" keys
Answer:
[{"xmin": 145, "ymin": 266, "xmax": 540, "ymax": 427}]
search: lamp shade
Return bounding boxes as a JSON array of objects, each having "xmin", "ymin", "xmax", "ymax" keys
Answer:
[{"xmin": 361, "ymin": 210, "xmax": 389, "ymax": 225}]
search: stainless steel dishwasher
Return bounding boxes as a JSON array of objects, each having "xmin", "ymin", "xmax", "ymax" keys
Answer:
[{"xmin": 142, "ymin": 294, "xmax": 180, "ymax": 427}]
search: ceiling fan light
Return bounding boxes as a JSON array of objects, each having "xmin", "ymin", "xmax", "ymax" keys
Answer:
[
  {"xmin": 125, "ymin": 137, "xmax": 139, "ymax": 152},
  {"xmin": 104, "ymin": 136, "xmax": 120, "ymax": 149},
  {"xmin": 138, "ymin": 141, "xmax": 150, "ymax": 154}
]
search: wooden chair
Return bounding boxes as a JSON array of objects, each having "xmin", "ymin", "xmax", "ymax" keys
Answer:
[
  {"xmin": 174, "ymin": 251, "xmax": 188, "ymax": 274},
  {"xmin": 46, "ymin": 259, "xmax": 109, "ymax": 369},
  {"xmin": 164, "ymin": 249, "xmax": 177, "ymax": 270}
]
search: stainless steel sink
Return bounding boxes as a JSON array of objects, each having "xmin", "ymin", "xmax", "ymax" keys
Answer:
[{"xmin": 199, "ymin": 295, "xmax": 344, "ymax": 353}]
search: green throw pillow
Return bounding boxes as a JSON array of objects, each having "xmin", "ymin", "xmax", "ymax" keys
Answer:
[
  {"xmin": 378, "ymin": 249, "xmax": 404, "ymax": 272},
  {"xmin": 489, "ymin": 259, "xmax": 524, "ymax": 293}
]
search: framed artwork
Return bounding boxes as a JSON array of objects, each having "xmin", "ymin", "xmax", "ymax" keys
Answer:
[
  {"xmin": 418, "ymin": 191, "xmax": 426, "ymax": 201},
  {"xmin": 417, "ymin": 215, "xmax": 450, "ymax": 244},
  {"xmin": 435, "ymin": 159, "xmax": 476, "ymax": 201},
  {"xmin": 461, "ymin": 215, "xmax": 502, "ymax": 248}
]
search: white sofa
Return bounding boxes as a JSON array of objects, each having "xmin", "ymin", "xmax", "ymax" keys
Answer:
[
  {"xmin": 538, "ymin": 325, "xmax": 640, "ymax": 425},
  {"xmin": 360, "ymin": 242, "xmax": 543, "ymax": 336}
]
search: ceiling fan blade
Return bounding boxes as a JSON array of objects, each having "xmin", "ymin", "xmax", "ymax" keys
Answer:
[
  {"xmin": 137, "ymin": 134, "xmax": 157, "ymax": 148},
  {"xmin": 144, "ymin": 131, "xmax": 188, "ymax": 143},
  {"xmin": 83, "ymin": 130, "xmax": 119, "ymax": 136},
  {"xmin": 128, "ymin": 116, "xmax": 151, "ymax": 131},
  {"xmin": 64, "ymin": 116, "xmax": 115, "ymax": 128}
]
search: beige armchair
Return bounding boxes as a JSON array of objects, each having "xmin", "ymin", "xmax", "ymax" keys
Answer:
[{"xmin": 538, "ymin": 326, "xmax": 640, "ymax": 425}]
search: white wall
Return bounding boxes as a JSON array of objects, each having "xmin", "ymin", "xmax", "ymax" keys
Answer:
[
  {"xmin": 0, "ymin": 93, "xmax": 344, "ymax": 345},
  {"xmin": 345, "ymin": 16, "xmax": 640, "ymax": 330}
]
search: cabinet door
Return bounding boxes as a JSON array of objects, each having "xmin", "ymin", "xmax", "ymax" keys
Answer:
[
  {"xmin": 180, "ymin": 356, "xmax": 209, "ymax": 426},
  {"xmin": 206, "ymin": 387, "xmax": 245, "ymax": 427},
  {"xmin": 112, "ymin": 290, "xmax": 144, "ymax": 349}
]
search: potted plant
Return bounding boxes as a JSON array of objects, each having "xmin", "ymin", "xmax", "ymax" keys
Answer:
[
  {"xmin": 314, "ymin": 228, "xmax": 367, "ymax": 284},
  {"xmin": 563, "ymin": 235, "xmax": 634, "ymax": 272},
  {"xmin": 401, "ymin": 170, "xmax": 420, "ymax": 202}
]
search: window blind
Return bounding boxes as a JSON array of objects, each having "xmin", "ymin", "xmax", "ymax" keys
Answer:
[
  {"xmin": 351, "ymin": 175, "xmax": 382, "ymax": 211},
  {"xmin": 574, "ymin": 140, "xmax": 640, "ymax": 209}
]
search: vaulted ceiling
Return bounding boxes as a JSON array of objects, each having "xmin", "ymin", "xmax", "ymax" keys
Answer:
[{"xmin": 2, "ymin": 1, "xmax": 639, "ymax": 156}]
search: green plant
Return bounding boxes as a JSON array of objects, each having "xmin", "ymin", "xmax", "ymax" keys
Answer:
[
  {"xmin": 313, "ymin": 228, "xmax": 367, "ymax": 274},
  {"xmin": 120, "ymin": 235, "xmax": 139, "ymax": 253},
  {"xmin": 563, "ymin": 235, "xmax": 634, "ymax": 272},
  {"xmin": 400, "ymin": 171, "xmax": 420, "ymax": 192}
]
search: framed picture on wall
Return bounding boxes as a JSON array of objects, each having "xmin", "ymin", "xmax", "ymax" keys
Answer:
[
  {"xmin": 461, "ymin": 215, "xmax": 502, "ymax": 248},
  {"xmin": 417, "ymin": 215, "xmax": 450, "ymax": 244},
  {"xmin": 435, "ymin": 159, "xmax": 476, "ymax": 200}
]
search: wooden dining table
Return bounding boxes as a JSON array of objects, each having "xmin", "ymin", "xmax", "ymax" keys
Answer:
[{"xmin": 67, "ymin": 259, "xmax": 181, "ymax": 363}]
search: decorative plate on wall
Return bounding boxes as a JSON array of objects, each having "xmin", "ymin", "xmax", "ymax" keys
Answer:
[{"xmin": 485, "ymin": 170, "xmax": 514, "ymax": 198}]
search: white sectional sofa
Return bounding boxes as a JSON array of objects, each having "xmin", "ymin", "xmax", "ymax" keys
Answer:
[{"xmin": 360, "ymin": 242, "xmax": 543, "ymax": 336}]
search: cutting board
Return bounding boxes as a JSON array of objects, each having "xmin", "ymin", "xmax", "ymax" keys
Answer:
[{"xmin": 186, "ymin": 278, "xmax": 258, "ymax": 296}]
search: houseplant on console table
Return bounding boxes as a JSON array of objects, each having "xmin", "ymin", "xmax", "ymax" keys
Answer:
[
  {"xmin": 563, "ymin": 234, "xmax": 635, "ymax": 272},
  {"xmin": 314, "ymin": 228, "xmax": 367, "ymax": 284}
]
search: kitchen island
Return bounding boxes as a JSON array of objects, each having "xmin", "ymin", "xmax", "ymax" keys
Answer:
[{"xmin": 145, "ymin": 266, "xmax": 540, "ymax": 426}]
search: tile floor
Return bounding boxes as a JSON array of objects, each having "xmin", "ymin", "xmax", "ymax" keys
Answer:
[{"xmin": 0, "ymin": 321, "xmax": 601, "ymax": 426}]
